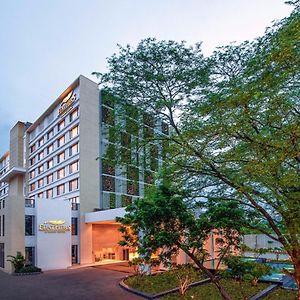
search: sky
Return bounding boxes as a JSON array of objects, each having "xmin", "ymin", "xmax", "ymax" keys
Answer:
[{"xmin": 0, "ymin": 0, "xmax": 293, "ymax": 154}]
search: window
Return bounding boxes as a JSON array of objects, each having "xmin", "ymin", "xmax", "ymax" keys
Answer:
[
  {"xmin": 38, "ymin": 138, "xmax": 44, "ymax": 147},
  {"xmin": 57, "ymin": 168, "xmax": 65, "ymax": 179},
  {"xmin": 69, "ymin": 143, "xmax": 79, "ymax": 156},
  {"xmin": 47, "ymin": 129, "xmax": 54, "ymax": 140},
  {"xmin": 70, "ymin": 108, "xmax": 79, "ymax": 122},
  {"xmin": 37, "ymin": 192, "xmax": 43, "ymax": 198},
  {"xmin": 69, "ymin": 125, "xmax": 79, "ymax": 139},
  {"xmin": 30, "ymin": 157, "xmax": 35, "ymax": 166},
  {"xmin": 57, "ymin": 151, "xmax": 65, "ymax": 163},
  {"xmin": 0, "ymin": 243, "xmax": 4, "ymax": 268},
  {"xmin": 46, "ymin": 189, "xmax": 53, "ymax": 198},
  {"xmin": 69, "ymin": 179, "xmax": 78, "ymax": 192},
  {"xmin": 25, "ymin": 215, "xmax": 35, "ymax": 236},
  {"xmin": 30, "ymin": 183, "xmax": 35, "ymax": 192},
  {"xmin": 57, "ymin": 135, "xmax": 65, "ymax": 147},
  {"xmin": 37, "ymin": 178, "xmax": 43, "ymax": 188},
  {"xmin": 47, "ymin": 173, "xmax": 53, "ymax": 184},
  {"xmin": 47, "ymin": 159, "xmax": 53, "ymax": 169},
  {"xmin": 25, "ymin": 247, "xmax": 35, "ymax": 266},
  {"xmin": 47, "ymin": 144, "xmax": 54, "ymax": 154},
  {"xmin": 72, "ymin": 217, "xmax": 78, "ymax": 235},
  {"xmin": 29, "ymin": 170, "xmax": 35, "ymax": 179},
  {"xmin": 70, "ymin": 196, "xmax": 79, "ymax": 210},
  {"xmin": 57, "ymin": 184, "xmax": 65, "ymax": 195},
  {"xmin": 38, "ymin": 151, "xmax": 44, "ymax": 161},
  {"xmin": 30, "ymin": 144, "xmax": 36, "ymax": 153},
  {"xmin": 72, "ymin": 245, "xmax": 78, "ymax": 264},
  {"xmin": 69, "ymin": 161, "xmax": 79, "ymax": 174},
  {"xmin": 38, "ymin": 164, "xmax": 44, "ymax": 174},
  {"xmin": 58, "ymin": 119, "xmax": 65, "ymax": 131}
]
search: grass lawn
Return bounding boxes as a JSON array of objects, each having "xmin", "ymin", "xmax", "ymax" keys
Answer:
[
  {"xmin": 264, "ymin": 287, "xmax": 297, "ymax": 300},
  {"xmin": 161, "ymin": 279, "xmax": 269, "ymax": 300},
  {"xmin": 124, "ymin": 267, "xmax": 206, "ymax": 295}
]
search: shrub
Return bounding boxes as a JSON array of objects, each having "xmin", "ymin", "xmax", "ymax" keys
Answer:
[
  {"xmin": 7, "ymin": 252, "xmax": 25, "ymax": 273},
  {"xmin": 19, "ymin": 265, "xmax": 42, "ymax": 273}
]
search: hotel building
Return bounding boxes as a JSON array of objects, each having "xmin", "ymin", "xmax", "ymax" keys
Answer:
[{"xmin": 0, "ymin": 75, "xmax": 171, "ymax": 272}]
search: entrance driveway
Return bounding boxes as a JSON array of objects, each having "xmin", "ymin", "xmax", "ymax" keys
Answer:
[{"xmin": 0, "ymin": 266, "xmax": 142, "ymax": 300}]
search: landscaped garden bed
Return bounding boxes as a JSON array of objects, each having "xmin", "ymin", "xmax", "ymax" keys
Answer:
[
  {"xmin": 124, "ymin": 266, "xmax": 206, "ymax": 295},
  {"xmin": 263, "ymin": 287, "xmax": 297, "ymax": 300}
]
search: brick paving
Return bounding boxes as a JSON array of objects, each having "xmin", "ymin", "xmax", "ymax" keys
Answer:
[{"xmin": 0, "ymin": 266, "xmax": 142, "ymax": 300}]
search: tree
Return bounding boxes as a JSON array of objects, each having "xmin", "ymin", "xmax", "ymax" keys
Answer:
[
  {"xmin": 117, "ymin": 181, "xmax": 243, "ymax": 300},
  {"xmin": 95, "ymin": 4, "xmax": 300, "ymax": 298}
]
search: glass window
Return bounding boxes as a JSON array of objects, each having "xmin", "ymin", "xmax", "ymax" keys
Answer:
[
  {"xmin": 30, "ymin": 183, "xmax": 35, "ymax": 192},
  {"xmin": 69, "ymin": 126, "xmax": 79, "ymax": 139},
  {"xmin": 69, "ymin": 143, "xmax": 79, "ymax": 156},
  {"xmin": 58, "ymin": 119, "xmax": 65, "ymax": 131},
  {"xmin": 30, "ymin": 157, "xmax": 35, "ymax": 166},
  {"xmin": 25, "ymin": 247, "xmax": 35, "ymax": 266},
  {"xmin": 47, "ymin": 159, "xmax": 53, "ymax": 169},
  {"xmin": 29, "ymin": 170, "xmax": 35, "ymax": 179},
  {"xmin": 0, "ymin": 243, "xmax": 4, "ymax": 268},
  {"xmin": 37, "ymin": 192, "xmax": 43, "ymax": 198},
  {"xmin": 38, "ymin": 151, "xmax": 44, "ymax": 160},
  {"xmin": 57, "ymin": 168, "xmax": 65, "ymax": 179},
  {"xmin": 69, "ymin": 179, "xmax": 78, "ymax": 191},
  {"xmin": 25, "ymin": 215, "xmax": 35, "ymax": 236},
  {"xmin": 70, "ymin": 196, "xmax": 79, "ymax": 210},
  {"xmin": 70, "ymin": 108, "xmax": 79, "ymax": 122},
  {"xmin": 57, "ymin": 151, "xmax": 65, "ymax": 163},
  {"xmin": 57, "ymin": 184, "xmax": 65, "ymax": 195},
  {"xmin": 46, "ymin": 189, "xmax": 53, "ymax": 198},
  {"xmin": 47, "ymin": 144, "xmax": 54, "ymax": 154},
  {"xmin": 69, "ymin": 161, "xmax": 79, "ymax": 174},
  {"xmin": 30, "ymin": 144, "xmax": 36, "ymax": 153},
  {"xmin": 47, "ymin": 129, "xmax": 54, "ymax": 140},
  {"xmin": 37, "ymin": 178, "xmax": 43, "ymax": 188},
  {"xmin": 38, "ymin": 138, "xmax": 44, "ymax": 147},
  {"xmin": 57, "ymin": 135, "xmax": 65, "ymax": 147},
  {"xmin": 72, "ymin": 217, "xmax": 78, "ymax": 235},
  {"xmin": 47, "ymin": 173, "xmax": 53, "ymax": 184},
  {"xmin": 38, "ymin": 164, "xmax": 44, "ymax": 174}
]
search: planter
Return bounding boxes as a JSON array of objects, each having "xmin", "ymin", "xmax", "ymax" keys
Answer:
[{"xmin": 120, "ymin": 274, "xmax": 211, "ymax": 299}]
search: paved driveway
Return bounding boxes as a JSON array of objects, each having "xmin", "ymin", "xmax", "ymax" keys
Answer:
[{"xmin": 0, "ymin": 267, "xmax": 142, "ymax": 300}]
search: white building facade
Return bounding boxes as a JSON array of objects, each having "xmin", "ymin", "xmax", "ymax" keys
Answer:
[{"xmin": 0, "ymin": 75, "xmax": 169, "ymax": 272}]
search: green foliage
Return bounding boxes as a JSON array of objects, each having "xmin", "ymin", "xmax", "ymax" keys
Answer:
[
  {"xmin": 7, "ymin": 252, "xmax": 25, "ymax": 273},
  {"xmin": 19, "ymin": 265, "xmax": 42, "ymax": 273},
  {"xmin": 224, "ymin": 256, "xmax": 271, "ymax": 284}
]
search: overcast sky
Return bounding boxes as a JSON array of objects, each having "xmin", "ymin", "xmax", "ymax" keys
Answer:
[{"xmin": 0, "ymin": 0, "xmax": 293, "ymax": 154}]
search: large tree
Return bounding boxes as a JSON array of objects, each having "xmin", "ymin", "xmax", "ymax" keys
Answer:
[{"xmin": 94, "ymin": 3, "xmax": 300, "ymax": 298}]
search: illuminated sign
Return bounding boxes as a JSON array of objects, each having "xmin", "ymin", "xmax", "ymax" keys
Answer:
[
  {"xmin": 58, "ymin": 91, "xmax": 77, "ymax": 117},
  {"xmin": 39, "ymin": 220, "xmax": 71, "ymax": 233}
]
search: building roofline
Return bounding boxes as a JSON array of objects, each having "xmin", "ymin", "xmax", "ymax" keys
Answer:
[{"xmin": 27, "ymin": 75, "xmax": 96, "ymax": 134}]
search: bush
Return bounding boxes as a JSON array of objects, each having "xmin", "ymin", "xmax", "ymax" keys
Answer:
[
  {"xmin": 7, "ymin": 252, "xmax": 25, "ymax": 273},
  {"xmin": 19, "ymin": 265, "xmax": 42, "ymax": 273}
]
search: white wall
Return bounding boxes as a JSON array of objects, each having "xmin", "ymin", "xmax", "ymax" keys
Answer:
[{"xmin": 36, "ymin": 198, "xmax": 71, "ymax": 270}]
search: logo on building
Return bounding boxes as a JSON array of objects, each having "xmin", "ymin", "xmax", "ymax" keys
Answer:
[
  {"xmin": 59, "ymin": 91, "xmax": 77, "ymax": 117},
  {"xmin": 39, "ymin": 220, "xmax": 71, "ymax": 233}
]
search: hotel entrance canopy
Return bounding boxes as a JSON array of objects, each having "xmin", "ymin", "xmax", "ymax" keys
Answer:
[{"xmin": 85, "ymin": 207, "xmax": 126, "ymax": 224}]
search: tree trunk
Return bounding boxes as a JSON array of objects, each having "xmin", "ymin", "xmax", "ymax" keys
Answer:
[
  {"xmin": 186, "ymin": 251, "xmax": 232, "ymax": 300},
  {"xmin": 293, "ymin": 262, "xmax": 300, "ymax": 300}
]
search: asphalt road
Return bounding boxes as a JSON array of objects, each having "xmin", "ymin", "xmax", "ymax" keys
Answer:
[{"xmin": 0, "ymin": 266, "xmax": 142, "ymax": 300}]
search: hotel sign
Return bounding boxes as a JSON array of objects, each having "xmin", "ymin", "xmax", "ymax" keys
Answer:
[
  {"xmin": 59, "ymin": 91, "xmax": 77, "ymax": 117},
  {"xmin": 39, "ymin": 220, "xmax": 71, "ymax": 233}
]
